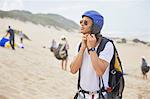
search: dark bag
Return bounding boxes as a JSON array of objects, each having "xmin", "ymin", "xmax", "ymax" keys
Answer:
[
  {"xmin": 54, "ymin": 43, "xmax": 67, "ymax": 60},
  {"xmin": 74, "ymin": 37, "xmax": 125, "ymax": 99},
  {"xmin": 97, "ymin": 37, "xmax": 125, "ymax": 99}
]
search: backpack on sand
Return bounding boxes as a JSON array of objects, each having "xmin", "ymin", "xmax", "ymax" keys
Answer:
[{"xmin": 74, "ymin": 37, "xmax": 125, "ymax": 99}]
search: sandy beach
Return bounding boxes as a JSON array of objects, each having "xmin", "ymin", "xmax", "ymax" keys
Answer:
[{"xmin": 0, "ymin": 18, "xmax": 150, "ymax": 99}]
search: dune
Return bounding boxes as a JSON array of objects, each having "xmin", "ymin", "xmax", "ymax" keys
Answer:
[{"xmin": 0, "ymin": 18, "xmax": 150, "ymax": 99}]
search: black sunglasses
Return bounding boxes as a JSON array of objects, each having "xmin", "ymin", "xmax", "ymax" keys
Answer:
[{"xmin": 80, "ymin": 20, "xmax": 88, "ymax": 25}]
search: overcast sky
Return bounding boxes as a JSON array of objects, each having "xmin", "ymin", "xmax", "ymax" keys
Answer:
[{"xmin": 0, "ymin": 0, "xmax": 150, "ymax": 40}]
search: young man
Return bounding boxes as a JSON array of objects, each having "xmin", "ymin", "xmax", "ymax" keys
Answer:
[
  {"xmin": 5, "ymin": 26, "xmax": 15, "ymax": 50},
  {"xmin": 70, "ymin": 10, "xmax": 114, "ymax": 99}
]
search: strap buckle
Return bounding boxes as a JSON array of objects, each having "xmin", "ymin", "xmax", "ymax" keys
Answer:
[
  {"xmin": 89, "ymin": 91, "xmax": 98, "ymax": 95},
  {"xmin": 106, "ymin": 87, "xmax": 112, "ymax": 93}
]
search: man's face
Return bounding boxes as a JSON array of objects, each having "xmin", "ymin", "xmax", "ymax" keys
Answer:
[{"xmin": 80, "ymin": 16, "xmax": 93, "ymax": 34}]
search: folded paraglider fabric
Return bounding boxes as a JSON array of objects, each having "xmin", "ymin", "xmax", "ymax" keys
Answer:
[{"xmin": 0, "ymin": 37, "xmax": 10, "ymax": 48}]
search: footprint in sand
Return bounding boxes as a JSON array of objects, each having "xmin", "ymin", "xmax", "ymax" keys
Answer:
[{"xmin": 0, "ymin": 95, "xmax": 8, "ymax": 99}]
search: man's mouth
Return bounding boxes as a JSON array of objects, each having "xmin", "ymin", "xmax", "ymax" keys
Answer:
[{"xmin": 81, "ymin": 27, "xmax": 84, "ymax": 30}]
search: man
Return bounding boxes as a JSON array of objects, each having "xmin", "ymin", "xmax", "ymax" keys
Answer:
[
  {"xmin": 5, "ymin": 26, "xmax": 15, "ymax": 50},
  {"xmin": 70, "ymin": 10, "xmax": 114, "ymax": 99}
]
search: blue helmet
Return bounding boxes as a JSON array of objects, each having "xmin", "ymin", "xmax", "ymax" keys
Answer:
[{"xmin": 82, "ymin": 10, "xmax": 104, "ymax": 34}]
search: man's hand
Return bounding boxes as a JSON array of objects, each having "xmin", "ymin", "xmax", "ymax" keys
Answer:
[
  {"xmin": 87, "ymin": 34, "xmax": 97, "ymax": 49},
  {"xmin": 80, "ymin": 34, "xmax": 88, "ymax": 51}
]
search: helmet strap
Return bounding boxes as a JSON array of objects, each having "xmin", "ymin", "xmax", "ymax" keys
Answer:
[{"xmin": 96, "ymin": 33, "xmax": 102, "ymax": 41}]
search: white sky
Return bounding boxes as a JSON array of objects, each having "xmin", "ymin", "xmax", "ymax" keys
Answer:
[{"xmin": 0, "ymin": 0, "xmax": 150, "ymax": 40}]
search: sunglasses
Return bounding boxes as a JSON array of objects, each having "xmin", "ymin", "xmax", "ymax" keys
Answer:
[{"xmin": 80, "ymin": 20, "xmax": 88, "ymax": 25}]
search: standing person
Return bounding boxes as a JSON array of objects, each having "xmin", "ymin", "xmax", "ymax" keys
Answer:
[
  {"xmin": 19, "ymin": 31, "xmax": 24, "ymax": 44},
  {"xmin": 5, "ymin": 26, "xmax": 15, "ymax": 50},
  {"xmin": 59, "ymin": 35, "xmax": 69, "ymax": 70},
  {"xmin": 70, "ymin": 10, "xmax": 114, "ymax": 99}
]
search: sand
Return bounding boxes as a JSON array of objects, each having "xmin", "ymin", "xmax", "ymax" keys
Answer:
[{"xmin": 0, "ymin": 18, "xmax": 150, "ymax": 99}]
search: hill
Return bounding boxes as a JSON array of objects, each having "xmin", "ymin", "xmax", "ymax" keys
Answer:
[{"xmin": 0, "ymin": 10, "xmax": 79, "ymax": 32}]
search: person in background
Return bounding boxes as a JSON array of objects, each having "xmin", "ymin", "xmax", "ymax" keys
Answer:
[
  {"xmin": 19, "ymin": 30, "xmax": 24, "ymax": 44},
  {"xmin": 141, "ymin": 56, "xmax": 150, "ymax": 80},
  {"xmin": 59, "ymin": 36, "xmax": 69, "ymax": 70},
  {"xmin": 5, "ymin": 26, "xmax": 15, "ymax": 50},
  {"xmin": 50, "ymin": 39, "xmax": 57, "ymax": 52}
]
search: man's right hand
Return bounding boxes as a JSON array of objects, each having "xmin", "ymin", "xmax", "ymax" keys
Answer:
[{"xmin": 80, "ymin": 34, "xmax": 88, "ymax": 51}]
